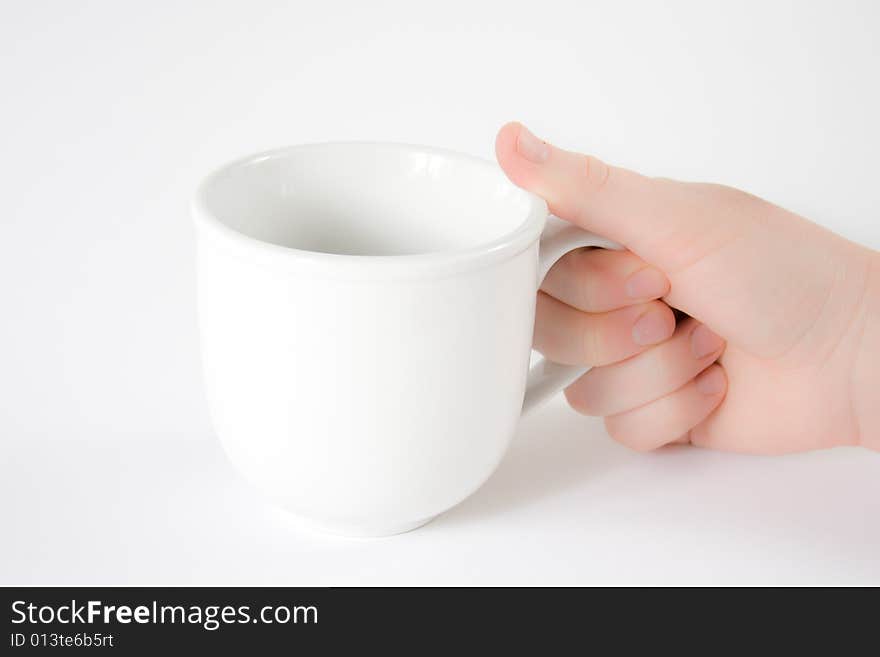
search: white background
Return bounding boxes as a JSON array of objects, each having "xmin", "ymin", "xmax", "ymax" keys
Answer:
[{"xmin": 2, "ymin": 0, "xmax": 879, "ymax": 585}]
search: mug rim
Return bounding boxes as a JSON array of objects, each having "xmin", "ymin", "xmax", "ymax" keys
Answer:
[{"xmin": 191, "ymin": 142, "xmax": 548, "ymax": 277}]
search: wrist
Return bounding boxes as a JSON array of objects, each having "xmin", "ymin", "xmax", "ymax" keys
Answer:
[{"xmin": 852, "ymin": 249, "xmax": 880, "ymax": 450}]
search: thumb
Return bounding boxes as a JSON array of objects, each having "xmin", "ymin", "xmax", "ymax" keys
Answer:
[
  {"xmin": 495, "ymin": 121, "xmax": 746, "ymax": 275},
  {"xmin": 495, "ymin": 122, "xmax": 866, "ymax": 359}
]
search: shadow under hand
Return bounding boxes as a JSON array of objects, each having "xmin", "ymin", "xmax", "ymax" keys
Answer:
[{"xmin": 437, "ymin": 397, "xmax": 631, "ymax": 528}]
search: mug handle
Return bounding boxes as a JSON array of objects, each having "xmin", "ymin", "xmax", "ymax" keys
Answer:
[{"xmin": 522, "ymin": 215, "xmax": 622, "ymax": 415}]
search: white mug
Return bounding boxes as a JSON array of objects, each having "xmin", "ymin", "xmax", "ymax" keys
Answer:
[{"xmin": 193, "ymin": 143, "xmax": 619, "ymax": 536}]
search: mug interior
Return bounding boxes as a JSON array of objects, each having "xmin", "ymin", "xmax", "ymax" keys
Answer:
[{"xmin": 196, "ymin": 143, "xmax": 541, "ymax": 257}]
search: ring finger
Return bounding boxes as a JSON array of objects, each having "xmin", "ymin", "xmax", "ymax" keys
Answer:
[{"xmin": 564, "ymin": 318, "xmax": 726, "ymax": 416}]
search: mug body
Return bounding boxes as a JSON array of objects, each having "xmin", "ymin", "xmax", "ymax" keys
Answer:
[{"xmin": 193, "ymin": 143, "xmax": 547, "ymax": 536}]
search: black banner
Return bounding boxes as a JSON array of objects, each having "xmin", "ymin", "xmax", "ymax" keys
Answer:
[{"xmin": 2, "ymin": 586, "xmax": 865, "ymax": 652}]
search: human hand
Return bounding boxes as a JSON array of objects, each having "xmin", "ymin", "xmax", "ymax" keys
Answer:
[{"xmin": 496, "ymin": 123, "xmax": 879, "ymax": 453}]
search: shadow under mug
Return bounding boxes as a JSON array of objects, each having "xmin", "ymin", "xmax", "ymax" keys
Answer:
[{"xmin": 193, "ymin": 142, "xmax": 619, "ymax": 537}]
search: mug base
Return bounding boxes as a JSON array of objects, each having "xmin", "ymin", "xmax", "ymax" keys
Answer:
[{"xmin": 289, "ymin": 514, "xmax": 437, "ymax": 538}]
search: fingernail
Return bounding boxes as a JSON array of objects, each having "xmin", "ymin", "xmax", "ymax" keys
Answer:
[
  {"xmin": 696, "ymin": 366, "xmax": 726, "ymax": 395},
  {"xmin": 516, "ymin": 125, "xmax": 550, "ymax": 163},
  {"xmin": 625, "ymin": 267, "xmax": 668, "ymax": 299},
  {"xmin": 691, "ymin": 324, "xmax": 725, "ymax": 359},
  {"xmin": 632, "ymin": 309, "xmax": 672, "ymax": 346}
]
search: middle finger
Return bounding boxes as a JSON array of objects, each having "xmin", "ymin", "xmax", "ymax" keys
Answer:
[{"xmin": 534, "ymin": 292, "xmax": 676, "ymax": 367}]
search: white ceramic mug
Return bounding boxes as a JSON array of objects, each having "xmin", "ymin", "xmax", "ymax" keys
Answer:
[{"xmin": 193, "ymin": 143, "xmax": 619, "ymax": 536}]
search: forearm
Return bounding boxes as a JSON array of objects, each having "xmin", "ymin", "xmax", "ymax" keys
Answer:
[{"xmin": 853, "ymin": 249, "xmax": 880, "ymax": 450}]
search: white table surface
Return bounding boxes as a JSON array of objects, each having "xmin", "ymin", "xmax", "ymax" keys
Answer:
[
  {"xmin": 2, "ymin": 0, "xmax": 879, "ymax": 585},
  {"xmin": 5, "ymin": 397, "xmax": 880, "ymax": 586}
]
